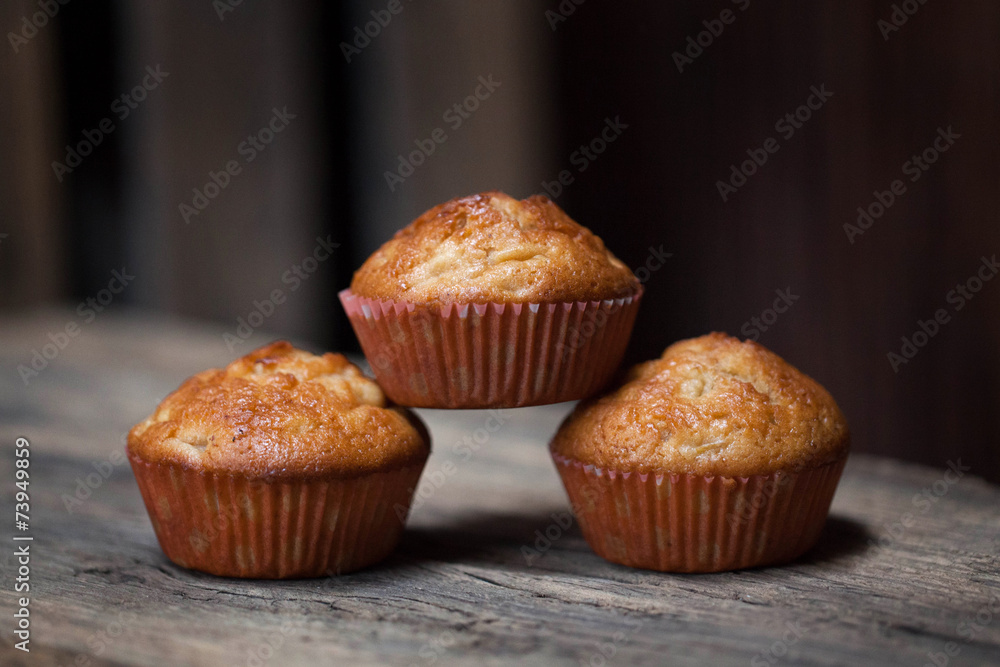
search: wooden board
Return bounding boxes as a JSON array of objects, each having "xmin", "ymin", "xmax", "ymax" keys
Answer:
[{"xmin": 1, "ymin": 311, "xmax": 999, "ymax": 666}]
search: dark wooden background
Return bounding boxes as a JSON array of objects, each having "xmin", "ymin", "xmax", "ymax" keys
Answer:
[
  {"xmin": 552, "ymin": 1, "xmax": 1000, "ymax": 482},
  {"xmin": 1, "ymin": 0, "xmax": 998, "ymax": 481}
]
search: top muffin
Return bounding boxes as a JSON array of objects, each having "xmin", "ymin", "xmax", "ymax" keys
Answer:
[
  {"xmin": 550, "ymin": 333, "xmax": 849, "ymax": 476},
  {"xmin": 350, "ymin": 191, "xmax": 640, "ymax": 304},
  {"xmin": 127, "ymin": 341, "xmax": 429, "ymax": 478}
]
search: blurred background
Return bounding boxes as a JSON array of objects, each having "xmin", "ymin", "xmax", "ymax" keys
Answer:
[{"xmin": 1, "ymin": 0, "xmax": 998, "ymax": 481}]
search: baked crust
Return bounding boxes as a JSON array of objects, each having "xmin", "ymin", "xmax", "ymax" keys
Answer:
[
  {"xmin": 550, "ymin": 333, "xmax": 849, "ymax": 476},
  {"xmin": 127, "ymin": 341, "xmax": 429, "ymax": 478},
  {"xmin": 350, "ymin": 191, "xmax": 641, "ymax": 304}
]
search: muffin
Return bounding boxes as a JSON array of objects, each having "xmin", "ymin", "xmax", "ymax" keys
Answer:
[
  {"xmin": 550, "ymin": 333, "xmax": 849, "ymax": 572},
  {"xmin": 339, "ymin": 191, "xmax": 643, "ymax": 408},
  {"xmin": 127, "ymin": 341, "xmax": 429, "ymax": 578}
]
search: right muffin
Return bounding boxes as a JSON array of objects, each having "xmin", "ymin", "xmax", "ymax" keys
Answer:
[{"xmin": 550, "ymin": 332, "xmax": 850, "ymax": 573}]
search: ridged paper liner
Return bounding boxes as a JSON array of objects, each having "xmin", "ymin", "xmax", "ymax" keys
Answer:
[
  {"xmin": 339, "ymin": 288, "xmax": 642, "ymax": 408},
  {"xmin": 128, "ymin": 450, "xmax": 426, "ymax": 579},
  {"xmin": 551, "ymin": 452, "xmax": 847, "ymax": 573}
]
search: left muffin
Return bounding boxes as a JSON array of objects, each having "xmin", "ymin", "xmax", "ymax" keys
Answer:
[{"xmin": 127, "ymin": 341, "xmax": 430, "ymax": 578}]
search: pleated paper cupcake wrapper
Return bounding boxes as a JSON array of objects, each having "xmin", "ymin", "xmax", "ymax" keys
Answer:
[
  {"xmin": 128, "ymin": 451, "xmax": 425, "ymax": 579},
  {"xmin": 339, "ymin": 288, "xmax": 643, "ymax": 409},
  {"xmin": 551, "ymin": 452, "xmax": 847, "ymax": 573}
]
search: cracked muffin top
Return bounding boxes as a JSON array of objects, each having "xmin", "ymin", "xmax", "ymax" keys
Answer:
[
  {"xmin": 127, "ymin": 341, "xmax": 429, "ymax": 478},
  {"xmin": 550, "ymin": 333, "xmax": 849, "ymax": 476},
  {"xmin": 349, "ymin": 191, "xmax": 641, "ymax": 304}
]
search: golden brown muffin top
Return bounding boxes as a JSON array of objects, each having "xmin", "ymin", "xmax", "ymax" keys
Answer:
[
  {"xmin": 350, "ymin": 191, "xmax": 641, "ymax": 304},
  {"xmin": 551, "ymin": 333, "xmax": 849, "ymax": 476},
  {"xmin": 127, "ymin": 341, "xmax": 429, "ymax": 478}
]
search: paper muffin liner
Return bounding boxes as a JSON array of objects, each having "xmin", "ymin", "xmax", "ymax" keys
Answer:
[
  {"xmin": 127, "ymin": 449, "xmax": 426, "ymax": 579},
  {"xmin": 339, "ymin": 288, "xmax": 642, "ymax": 409},
  {"xmin": 551, "ymin": 452, "xmax": 847, "ymax": 573}
]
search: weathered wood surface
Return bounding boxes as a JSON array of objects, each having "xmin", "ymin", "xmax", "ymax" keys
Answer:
[{"xmin": 1, "ymin": 310, "xmax": 999, "ymax": 666}]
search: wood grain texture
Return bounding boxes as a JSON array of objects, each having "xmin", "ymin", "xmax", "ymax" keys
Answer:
[
  {"xmin": 1, "ymin": 312, "xmax": 999, "ymax": 666},
  {"xmin": 0, "ymin": 0, "xmax": 67, "ymax": 308},
  {"xmin": 555, "ymin": 0, "xmax": 1000, "ymax": 483}
]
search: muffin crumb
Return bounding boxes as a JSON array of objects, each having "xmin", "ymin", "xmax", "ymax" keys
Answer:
[
  {"xmin": 551, "ymin": 332, "xmax": 849, "ymax": 476},
  {"xmin": 350, "ymin": 191, "xmax": 640, "ymax": 304},
  {"xmin": 128, "ymin": 341, "xmax": 428, "ymax": 477}
]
